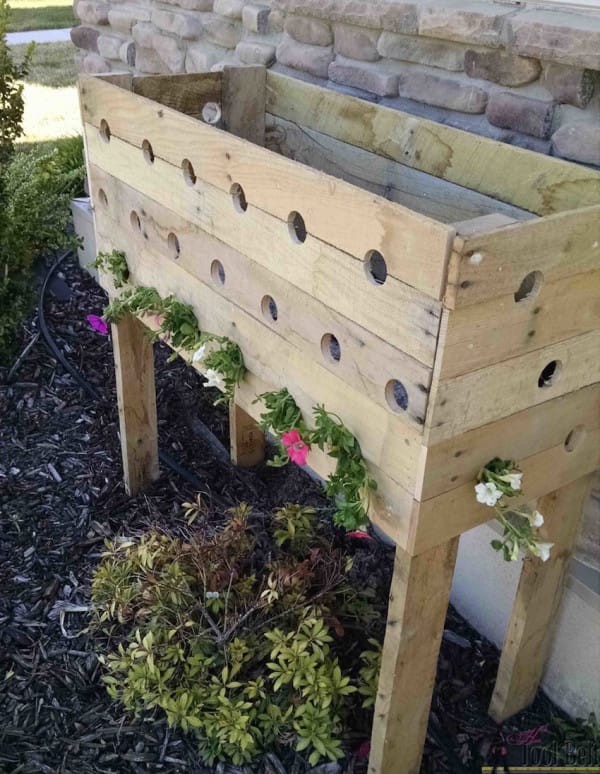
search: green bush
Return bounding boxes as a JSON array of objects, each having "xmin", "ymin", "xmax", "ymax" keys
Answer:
[
  {"xmin": 91, "ymin": 504, "xmax": 383, "ymax": 767},
  {"xmin": 0, "ymin": 0, "xmax": 31, "ymax": 163}
]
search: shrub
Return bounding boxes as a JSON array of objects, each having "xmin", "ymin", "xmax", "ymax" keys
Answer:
[
  {"xmin": 91, "ymin": 503, "xmax": 384, "ymax": 767},
  {"xmin": 0, "ymin": 0, "xmax": 32, "ymax": 163}
]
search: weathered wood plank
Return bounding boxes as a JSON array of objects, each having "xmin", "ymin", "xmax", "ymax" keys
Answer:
[
  {"xmin": 412, "ymin": 429, "xmax": 600, "ymax": 555},
  {"xmin": 90, "ymin": 165, "xmax": 433, "ymax": 427},
  {"xmin": 267, "ymin": 115, "xmax": 534, "ymax": 225},
  {"xmin": 265, "ymin": 72, "xmax": 600, "ymax": 216},
  {"xmin": 417, "ymin": 384, "xmax": 600, "ymax": 501},
  {"xmin": 425, "ymin": 328, "xmax": 600, "ymax": 443},
  {"xmin": 85, "ymin": 127, "xmax": 442, "ymax": 368},
  {"xmin": 445, "ymin": 207, "xmax": 600, "ymax": 308},
  {"xmin": 488, "ymin": 475, "xmax": 594, "ymax": 722},
  {"xmin": 79, "ymin": 75, "xmax": 453, "ymax": 299},
  {"xmin": 132, "ymin": 72, "xmax": 222, "ymax": 120},
  {"xmin": 222, "ymin": 66, "xmax": 265, "ymax": 145},
  {"xmin": 369, "ymin": 537, "xmax": 459, "ymax": 774},
  {"xmin": 111, "ymin": 313, "xmax": 159, "ymax": 495},
  {"xmin": 229, "ymin": 403, "xmax": 265, "ymax": 467}
]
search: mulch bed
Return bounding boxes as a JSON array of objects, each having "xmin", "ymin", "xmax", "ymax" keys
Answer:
[{"xmin": 0, "ymin": 254, "xmax": 580, "ymax": 774}]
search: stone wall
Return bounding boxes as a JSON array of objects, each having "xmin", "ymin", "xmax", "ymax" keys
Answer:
[{"xmin": 72, "ymin": 0, "xmax": 600, "ymax": 166}]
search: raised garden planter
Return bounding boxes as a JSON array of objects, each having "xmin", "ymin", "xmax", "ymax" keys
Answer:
[{"xmin": 79, "ymin": 67, "xmax": 600, "ymax": 774}]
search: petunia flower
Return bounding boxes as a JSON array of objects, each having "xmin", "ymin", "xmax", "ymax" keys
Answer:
[
  {"xmin": 475, "ymin": 481, "xmax": 503, "ymax": 507},
  {"xmin": 531, "ymin": 541, "xmax": 553, "ymax": 562},
  {"xmin": 281, "ymin": 429, "xmax": 309, "ymax": 466},
  {"xmin": 347, "ymin": 530, "xmax": 373, "ymax": 540},
  {"xmin": 528, "ymin": 510, "xmax": 544, "ymax": 528},
  {"xmin": 498, "ymin": 472, "xmax": 523, "ymax": 490},
  {"xmin": 356, "ymin": 741, "xmax": 371, "ymax": 760},
  {"xmin": 86, "ymin": 314, "xmax": 109, "ymax": 336},
  {"xmin": 204, "ymin": 368, "xmax": 225, "ymax": 391},
  {"xmin": 193, "ymin": 340, "xmax": 218, "ymax": 363}
]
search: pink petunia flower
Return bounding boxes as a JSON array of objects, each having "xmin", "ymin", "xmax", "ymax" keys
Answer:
[
  {"xmin": 347, "ymin": 530, "xmax": 373, "ymax": 540},
  {"xmin": 281, "ymin": 429, "xmax": 309, "ymax": 466},
  {"xmin": 86, "ymin": 314, "xmax": 109, "ymax": 336},
  {"xmin": 356, "ymin": 741, "xmax": 371, "ymax": 760}
]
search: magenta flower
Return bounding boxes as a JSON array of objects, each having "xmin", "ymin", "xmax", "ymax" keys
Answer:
[
  {"xmin": 347, "ymin": 530, "xmax": 373, "ymax": 540},
  {"xmin": 87, "ymin": 314, "xmax": 109, "ymax": 336},
  {"xmin": 356, "ymin": 741, "xmax": 371, "ymax": 760},
  {"xmin": 281, "ymin": 429, "xmax": 309, "ymax": 466}
]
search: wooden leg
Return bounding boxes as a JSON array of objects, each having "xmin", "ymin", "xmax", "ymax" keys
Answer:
[
  {"xmin": 489, "ymin": 475, "xmax": 593, "ymax": 722},
  {"xmin": 229, "ymin": 403, "xmax": 265, "ymax": 467},
  {"xmin": 369, "ymin": 536, "xmax": 459, "ymax": 774},
  {"xmin": 112, "ymin": 314, "xmax": 159, "ymax": 495}
]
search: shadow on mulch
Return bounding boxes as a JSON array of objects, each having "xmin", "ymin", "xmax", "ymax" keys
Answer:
[{"xmin": 0, "ymin": 255, "xmax": 589, "ymax": 774}]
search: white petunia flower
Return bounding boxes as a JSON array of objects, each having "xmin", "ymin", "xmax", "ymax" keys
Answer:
[
  {"xmin": 192, "ymin": 344, "xmax": 207, "ymax": 362},
  {"xmin": 533, "ymin": 541, "xmax": 553, "ymax": 562},
  {"xmin": 204, "ymin": 368, "xmax": 225, "ymax": 391},
  {"xmin": 475, "ymin": 481, "xmax": 503, "ymax": 507},
  {"xmin": 499, "ymin": 472, "xmax": 523, "ymax": 490},
  {"xmin": 205, "ymin": 591, "xmax": 220, "ymax": 600},
  {"xmin": 529, "ymin": 510, "xmax": 544, "ymax": 528}
]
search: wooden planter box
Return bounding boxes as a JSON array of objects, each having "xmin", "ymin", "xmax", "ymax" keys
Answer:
[{"xmin": 80, "ymin": 67, "xmax": 600, "ymax": 774}]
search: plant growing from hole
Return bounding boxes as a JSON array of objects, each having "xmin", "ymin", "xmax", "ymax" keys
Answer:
[
  {"xmin": 256, "ymin": 390, "xmax": 376, "ymax": 530},
  {"xmin": 90, "ymin": 250, "xmax": 130, "ymax": 288},
  {"xmin": 91, "ymin": 502, "xmax": 385, "ymax": 767},
  {"xmin": 475, "ymin": 457, "xmax": 553, "ymax": 562}
]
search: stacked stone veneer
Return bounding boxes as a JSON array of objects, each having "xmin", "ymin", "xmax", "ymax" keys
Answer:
[{"xmin": 72, "ymin": 0, "xmax": 600, "ymax": 166}]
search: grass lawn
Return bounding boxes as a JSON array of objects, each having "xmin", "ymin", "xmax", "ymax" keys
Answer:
[
  {"xmin": 12, "ymin": 41, "xmax": 81, "ymax": 145},
  {"xmin": 7, "ymin": 0, "xmax": 75, "ymax": 33}
]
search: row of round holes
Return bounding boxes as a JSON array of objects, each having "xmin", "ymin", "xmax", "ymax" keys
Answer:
[
  {"xmin": 101, "ymin": 185, "xmax": 563, "ymax": 413},
  {"xmin": 99, "ymin": 121, "xmax": 546, "ymax": 303}
]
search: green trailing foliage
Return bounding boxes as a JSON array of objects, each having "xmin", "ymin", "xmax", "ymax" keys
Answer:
[
  {"xmin": 91, "ymin": 249, "xmax": 130, "ymax": 288},
  {"xmin": 91, "ymin": 503, "xmax": 383, "ymax": 767}
]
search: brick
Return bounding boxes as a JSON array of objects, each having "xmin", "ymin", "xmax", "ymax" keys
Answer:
[
  {"xmin": 132, "ymin": 21, "xmax": 155, "ymax": 48},
  {"xmin": 273, "ymin": 0, "xmax": 418, "ymax": 35},
  {"xmin": 119, "ymin": 40, "xmax": 136, "ymax": 67},
  {"xmin": 328, "ymin": 55, "xmax": 401, "ymax": 97},
  {"xmin": 136, "ymin": 46, "xmax": 170, "ymax": 73},
  {"xmin": 465, "ymin": 50, "xmax": 540, "ymax": 87},
  {"xmin": 398, "ymin": 68, "xmax": 488, "ymax": 112},
  {"xmin": 71, "ymin": 25, "xmax": 100, "ymax": 52},
  {"xmin": 236, "ymin": 40, "xmax": 276, "ymax": 65},
  {"xmin": 186, "ymin": 42, "xmax": 228, "ymax": 71},
  {"xmin": 276, "ymin": 33, "xmax": 333, "ymax": 78},
  {"xmin": 377, "ymin": 31, "xmax": 467, "ymax": 71},
  {"xmin": 108, "ymin": 6, "xmax": 151, "ymax": 34},
  {"xmin": 418, "ymin": 1, "xmax": 513, "ymax": 48},
  {"xmin": 152, "ymin": 32, "xmax": 187, "ymax": 71},
  {"xmin": 151, "ymin": 8, "xmax": 203, "ymax": 39},
  {"xmin": 509, "ymin": 10, "xmax": 600, "ymax": 71},
  {"xmin": 552, "ymin": 121, "xmax": 600, "ymax": 166},
  {"xmin": 76, "ymin": 0, "xmax": 109, "ymax": 25},
  {"xmin": 333, "ymin": 23, "xmax": 380, "ymax": 62},
  {"xmin": 542, "ymin": 63, "xmax": 596, "ymax": 109},
  {"xmin": 242, "ymin": 4, "xmax": 270, "ymax": 34},
  {"xmin": 97, "ymin": 33, "xmax": 125, "ymax": 60},
  {"xmin": 203, "ymin": 14, "xmax": 242, "ymax": 47},
  {"xmin": 81, "ymin": 52, "xmax": 110, "ymax": 73},
  {"xmin": 284, "ymin": 15, "xmax": 332, "ymax": 46},
  {"xmin": 213, "ymin": 0, "xmax": 244, "ymax": 18},
  {"xmin": 486, "ymin": 91, "xmax": 555, "ymax": 139}
]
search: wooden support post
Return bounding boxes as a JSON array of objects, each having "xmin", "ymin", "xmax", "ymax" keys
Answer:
[
  {"xmin": 112, "ymin": 314, "xmax": 159, "ymax": 495},
  {"xmin": 222, "ymin": 65, "xmax": 266, "ymax": 146},
  {"xmin": 229, "ymin": 403, "xmax": 265, "ymax": 467},
  {"xmin": 369, "ymin": 536, "xmax": 459, "ymax": 774},
  {"xmin": 489, "ymin": 475, "xmax": 593, "ymax": 722}
]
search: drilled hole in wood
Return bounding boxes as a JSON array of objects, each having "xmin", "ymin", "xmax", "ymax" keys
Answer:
[
  {"xmin": 202, "ymin": 102, "xmax": 222, "ymax": 125},
  {"xmin": 321, "ymin": 333, "xmax": 341, "ymax": 364},
  {"xmin": 564, "ymin": 425, "xmax": 586, "ymax": 453},
  {"xmin": 365, "ymin": 250, "xmax": 387, "ymax": 285},
  {"xmin": 182, "ymin": 158, "xmax": 196, "ymax": 186},
  {"xmin": 261, "ymin": 295, "xmax": 278, "ymax": 322},
  {"xmin": 538, "ymin": 360, "xmax": 562, "ymax": 389},
  {"xmin": 130, "ymin": 210, "xmax": 141, "ymax": 231},
  {"xmin": 99, "ymin": 119, "xmax": 111, "ymax": 143},
  {"xmin": 385, "ymin": 379, "xmax": 409, "ymax": 412},
  {"xmin": 515, "ymin": 271, "xmax": 543, "ymax": 303},
  {"xmin": 211, "ymin": 259, "xmax": 226, "ymax": 285},
  {"xmin": 288, "ymin": 211, "xmax": 307, "ymax": 244},
  {"xmin": 231, "ymin": 183, "xmax": 248, "ymax": 213},
  {"xmin": 97, "ymin": 188, "xmax": 108, "ymax": 208},
  {"xmin": 142, "ymin": 139, "xmax": 155, "ymax": 164},
  {"xmin": 168, "ymin": 232, "xmax": 180, "ymax": 259}
]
